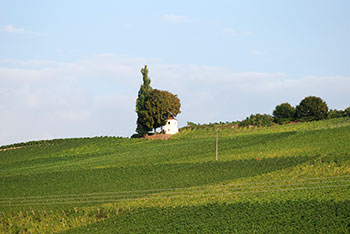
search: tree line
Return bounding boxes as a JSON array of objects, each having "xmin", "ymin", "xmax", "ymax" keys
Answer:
[
  {"xmin": 240, "ymin": 96, "xmax": 350, "ymax": 127},
  {"xmin": 186, "ymin": 96, "xmax": 349, "ymax": 129},
  {"xmin": 134, "ymin": 65, "xmax": 181, "ymax": 137}
]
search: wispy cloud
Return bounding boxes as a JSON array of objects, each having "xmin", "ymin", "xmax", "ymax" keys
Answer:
[
  {"xmin": 250, "ymin": 50, "xmax": 266, "ymax": 55},
  {"xmin": 162, "ymin": 14, "xmax": 192, "ymax": 24},
  {"xmin": 1, "ymin": 54, "xmax": 349, "ymax": 145},
  {"xmin": 223, "ymin": 27, "xmax": 237, "ymax": 37},
  {"xmin": 1, "ymin": 24, "xmax": 43, "ymax": 35},
  {"xmin": 223, "ymin": 28, "xmax": 254, "ymax": 38},
  {"xmin": 123, "ymin": 23, "xmax": 133, "ymax": 29},
  {"xmin": 1, "ymin": 25, "xmax": 26, "ymax": 33}
]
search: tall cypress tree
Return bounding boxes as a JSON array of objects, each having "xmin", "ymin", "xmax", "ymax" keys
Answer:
[{"xmin": 136, "ymin": 65, "xmax": 153, "ymax": 135}]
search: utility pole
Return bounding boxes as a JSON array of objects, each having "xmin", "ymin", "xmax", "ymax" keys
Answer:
[{"xmin": 216, "ymin": 128, "xmax": 219, "ymax": 161}]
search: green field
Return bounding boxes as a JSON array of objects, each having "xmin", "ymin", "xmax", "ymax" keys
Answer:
[{"xmin": 1, "ymin": 118, "xmax": 350, "ymax": 233}]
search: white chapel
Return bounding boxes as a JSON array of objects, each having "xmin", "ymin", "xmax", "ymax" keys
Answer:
[{"xmin": 163, "ymin": 117, "xmax": 178, "ymax": 135}]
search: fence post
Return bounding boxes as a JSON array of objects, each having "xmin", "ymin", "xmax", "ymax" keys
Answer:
[{"xmin": 216, "ymin": 128, "xmax": 219, "ymax": 161}]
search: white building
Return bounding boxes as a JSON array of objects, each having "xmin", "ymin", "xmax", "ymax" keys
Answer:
[{"xmin": 163, "ymin": 117, "xmax": 178, "ymax": 135}]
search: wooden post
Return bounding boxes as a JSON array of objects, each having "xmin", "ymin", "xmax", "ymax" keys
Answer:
[{"xmin": 216, "ymin": 128, "xmax": 219, "ymax": 161}]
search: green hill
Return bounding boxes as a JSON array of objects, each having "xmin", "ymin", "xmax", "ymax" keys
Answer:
[{"xmin": 1, "ymin": 118, "xmax": 350, "ymax": 233}]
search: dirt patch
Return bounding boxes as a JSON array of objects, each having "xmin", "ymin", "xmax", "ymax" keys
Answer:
[
  {"xmin": 0, "ymin": 146, "xmax": 23, "ymax": 152},
  {"xmin": 144, "ymin": 134, "xmax": 172, "ymax": 140}
]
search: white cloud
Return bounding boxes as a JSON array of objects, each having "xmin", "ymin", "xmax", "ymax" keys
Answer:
[
  {"xmin": 58, "ymin": 110, "xmax": 92, "ymax": 121},
  {"xmin": 162, "ymin": 14, "xmax": 192, "ymax": 24},
  {"xmin": 1, "ymin": 54, "xmax": 349, "ymax": 145},
  {"xmin": 2, "ymin": 25, "xmax": 26, "ymax": 33},
  {"xmin": 1, "ymin": 24, "xmax": 43, "ymax": 35}
]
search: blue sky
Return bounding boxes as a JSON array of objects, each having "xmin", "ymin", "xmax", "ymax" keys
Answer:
[{"xmin": 1, "ymin": 0, "xmax": 350, "ymax": 145}]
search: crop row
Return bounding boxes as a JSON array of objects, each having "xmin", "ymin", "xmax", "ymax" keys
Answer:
[
  {"xmin": 1, "ymin": 175, "xmax": 349, "ymax": 207},
  {"xmin": 2, "ymin": 199, "xmax": 349, "ymax": 234},
  {"xmin": 66, "ymin": 200, "xmax": 350, "ymax": 233}
]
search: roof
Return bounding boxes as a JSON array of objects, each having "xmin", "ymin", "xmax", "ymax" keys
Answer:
[{"xmin": 167, "ymin": 116, "xmax": 177, "ymax": 120}]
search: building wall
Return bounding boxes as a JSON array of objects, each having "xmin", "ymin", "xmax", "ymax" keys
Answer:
[{"xmin": 164, "ymin": 119, "xmax": 178, "ymax": 135}]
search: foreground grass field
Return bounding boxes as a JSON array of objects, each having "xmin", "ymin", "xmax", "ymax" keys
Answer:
[{"xmin": 1, "ymin": 118, "xmax": 350, "ymax": 233}]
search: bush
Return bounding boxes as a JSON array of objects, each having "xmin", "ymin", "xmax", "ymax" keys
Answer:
[
  {"xmin": 187, "ymin": 122, "xmax": 199, "ymax": 127},
  {"xmin": 239, "ymin": 114, "xmax": 274, "ymax": 127},
  {"xmin": 328, "ymin": 109, "xmax": 345, "ymax": 119},
  {"xmin": 295, "ymin": 96, "xmax": 328, "ymax": 121},
  {"xmin": 130, "ymin": 133, "xmax": 143, "ymax": 138},
  {"xmin": 273, "ymin": 102, "xmax": 295, "ymax": 124}
]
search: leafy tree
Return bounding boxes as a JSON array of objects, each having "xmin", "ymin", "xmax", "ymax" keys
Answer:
[
  {"xmin": 328, "ymin": 109, "xmax": 345, "ymax": 119},
  {"xmin": 136, "ymin": 65, "xmax": 153, "ymax": 135},
  {"xmin": 273, "ymin": 102, "xmax": 295, "ymax": 124},
  {"xmin": 239, "ymin": 114, "xmax": 274, "ymax": 127},
  {"xmin": 135, "ymin": 66, "xmax": 181, "ymax": 135},
  {"xmin": 143, "ymin": 89, "xmax": 181, "ymax": 134},
  {"xmin": 295, "ymin": 96, "xmax": 328, "ymax": 121},
  {"xmin": 344, "ymin": 107, "xmax": 350, "ymax": 117}
]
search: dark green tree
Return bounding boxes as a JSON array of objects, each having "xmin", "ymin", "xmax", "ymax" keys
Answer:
[
  {"xmin": 295, "ymin": 96, "xmax": 328, "ymax": 121},
  {"xmin": 273, "ymin": 102, "xmax": 295, "ymax": 124},
  {"xmin": 143, "ymin": 89, "xmax": 181, "ymax": 134},
  {"xmin": 135, "ymin": 66, "xmax": 181, "ymax": 136},
  {"xmin": 135, "ymin": 65, "xmax": 153, "ymax": 135},
  {"xmin": 344, "ymin": 107, "xmax": 350, "ymax": 117}
]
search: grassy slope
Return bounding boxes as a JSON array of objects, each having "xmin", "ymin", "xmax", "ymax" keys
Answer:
[{"xmin": 0, "ymin": 118, "xmax": 350, "ymax": 233}]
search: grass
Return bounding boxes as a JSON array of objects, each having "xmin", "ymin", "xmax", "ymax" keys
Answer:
[
  {"xmin": 62, "ymin": 200, "xmax": 350, "ymax": 234},
  {"xmin": 0, "ymin": 117, "xmax": 350, "ymax": 233}
]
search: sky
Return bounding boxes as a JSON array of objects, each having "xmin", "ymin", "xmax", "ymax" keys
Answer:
[{"xmin": 1, "ymin": 0, "xmax": 350, "ymax": 145}]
